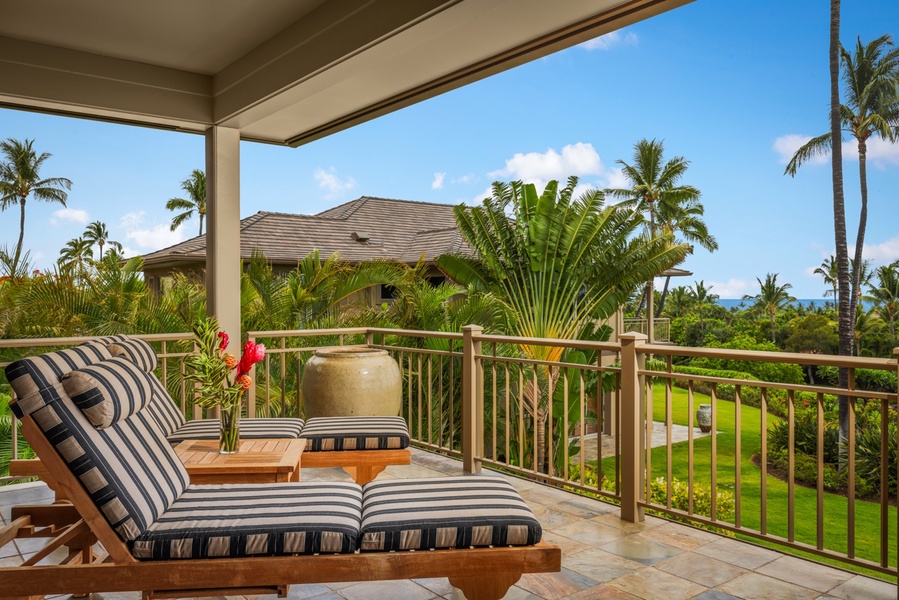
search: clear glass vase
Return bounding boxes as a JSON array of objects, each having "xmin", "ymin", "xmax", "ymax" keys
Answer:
[{"xmin": 219, "ymin": 407, "xmax": 240, "ymax": 454}]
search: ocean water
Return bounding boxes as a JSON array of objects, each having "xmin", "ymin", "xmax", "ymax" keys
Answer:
[{"xmin": 717, "ymin": 298, "xmax": 833, "ymax": 310}]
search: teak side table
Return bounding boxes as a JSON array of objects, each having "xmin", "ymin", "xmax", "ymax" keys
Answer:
[{"xmin": 174, "ymin": 438, "xmax": 305, "ymax": 484}]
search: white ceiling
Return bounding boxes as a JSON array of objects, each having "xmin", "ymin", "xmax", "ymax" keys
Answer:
[{"xmin": 0, "ymin": 0, "xmax": 691, "ymax": 146}]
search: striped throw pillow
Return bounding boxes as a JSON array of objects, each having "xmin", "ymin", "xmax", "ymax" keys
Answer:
[
  {"xmin": 106, "ymin": 337, "xmax": 158, "ymax": 372},
  {"xmin": 62, "ymin": 356, "xmax": 153, "ymax": 429}
]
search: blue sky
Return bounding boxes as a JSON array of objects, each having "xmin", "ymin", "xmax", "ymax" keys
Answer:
[{"xmin": 1, "ymin": 0, "xmax": 897, "ymax": 298}]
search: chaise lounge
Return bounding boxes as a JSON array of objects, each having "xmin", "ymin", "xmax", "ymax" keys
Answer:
[
  {"xmin": 0, "ymin": 341, "xmax": 560, "ymax": 599},
  {"xmin": 12, "ymin": 335, "xmax": 413, "ymax": 485}
]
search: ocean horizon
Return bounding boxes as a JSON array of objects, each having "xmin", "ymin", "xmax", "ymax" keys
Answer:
[{"xmin": 716, "ymin": 298, "xmax": 865, "ymax": 310}]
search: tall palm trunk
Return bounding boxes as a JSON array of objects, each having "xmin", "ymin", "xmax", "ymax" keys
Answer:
[
  {"xmin": 199, "ymin": 214, "xmax": 204, "ymax": 236},
  {"xmin": 13, "ymin": 197, "xmax": 26, "ymax": 273},
  {"xmin": 829, "ymin": 0, "xmax": 851, "ymax": 441},
  {"xmin": 848, "ymin": 138, "xmax": 868, "ymax": 355},
  {"xmin": 657, "ymin": 275, "xmax": 672, "ymax": 315},
  {"xmin": 770, "ymin": 312, "xmax": 776, "ymax": 343}
]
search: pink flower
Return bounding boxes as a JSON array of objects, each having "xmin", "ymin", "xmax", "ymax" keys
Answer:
[
  {"xmin": 217, "ymin": 331, "xmax": 229, "ymax": 353},
  {"xmin": 236, "ymin": 341, "xmax": 266, "ymax": 377}
]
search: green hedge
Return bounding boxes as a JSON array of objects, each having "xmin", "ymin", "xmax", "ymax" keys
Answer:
[{"xmin": 816, "ymin": 365, "xmax": 897, "ymax": 393}]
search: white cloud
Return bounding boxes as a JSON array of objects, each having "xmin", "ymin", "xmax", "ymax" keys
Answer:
[
  {"xmin": 601, "ymin": 167, "xmax": 629, "ymax": 191},
  {"xmin": 863, "ymin": 235, "xmax": 899, "ymax": 263},
  {"xmin": 50, "ymin": 207, "xmax": 89, "ymax": 225},
  {"xmin": 432, "ymin": 172, "xmax": 446, "ymax": 190},
  {"xmin": 489, "ymin": 142, "xmax": 604, "ymax": 185},
  {"xmin": 120, "ymin": 211, "xmax": 184, "ymax": 251},
  {"xmin": 865, "ymin": 137, "xmax": 899, "ymax": 168},
  {"xmin": 452, "ymin": 174, "xmax": 476, "ymax": 185},
  {"xmin": 314, "ymin": 167, "xmax": 356, "ymax": 197},
  {"xmin": 707, "ymin": 278, "xmax": 752, "ymax": 298},
  {"xmin": 580, "ymin": 30, "xmax": 639, "ymax": 51},
  {"xmin": 470, "ymin": 186, "xmax": 494, "ymax": 206},
  {"xmin": 773, "ymin": 133, "xmax": 899, "ymax": 168}
]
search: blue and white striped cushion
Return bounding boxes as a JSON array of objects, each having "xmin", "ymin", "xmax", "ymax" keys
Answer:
[
  {"xmin": 167, "ymin": 418, "xmax": 305, "ymax": 443},
  {"xmin": 360, "ymin": 476, "xmax": 542, "ymax": 551},
  {"xmin": 131, "ymin": 482, "xmax": 362, "ymax": 559},
  {"xmin": 301, "ymin": 416, "xmax": 409, "ymax": 451},
  {"xmin": 62, "ymin": 357, "xmax": 153, "ymax": 429}
]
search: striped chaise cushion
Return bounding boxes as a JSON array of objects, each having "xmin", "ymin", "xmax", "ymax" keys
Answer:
[
  {"xmin": 100, "ymin": 335, "xmax": 159, "ymax": 372},
  {"xmin": 167, "ymin": 417, "xmax": 305, "ymax": 443},
  {"xmin": 88, "ymin": 335, "xmax": 187, "ymax": 436},
  {"xmin": 302, "ymin": 416, "xmax": 410, "ymax": 451},
  {"xmin": 360, "ymin": 476, "xmax": 542, "ymax": 552},
  {"xmin": 62, "ymin": 357, "xmax": 153, "ymax": 429},
  {"xmin": 6, "ymin": 350, "xmax": 189, "ymax": 542},
  {"xmin": 6, "ymin": 341, "xmax": 112, "ymax": 416},
  {"xmin": 131, "ymin": 482, "xmax": 362, "ymax": 559}
]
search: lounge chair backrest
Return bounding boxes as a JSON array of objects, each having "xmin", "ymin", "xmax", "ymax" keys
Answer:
[
  {"xmin": 92, "ymin": 335, "xmax": 187, "ymax": 436},
  {"xmin": 7, "ymin": 345, "xmax": 189, "ymax": 543}
]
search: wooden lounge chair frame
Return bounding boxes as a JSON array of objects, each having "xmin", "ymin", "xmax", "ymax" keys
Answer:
[
  {"xmin": 1, "ymin": 410, "xmax": 560, "ymax": 600},
  {"xmin": 10, "ymin": 447, "xmax": 412, "ymax": 487}
]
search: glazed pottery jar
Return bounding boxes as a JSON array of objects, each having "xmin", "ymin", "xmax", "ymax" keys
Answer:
[{"xmin": 301, "ymin": 347, "xmax": 402, "ymax": 417}]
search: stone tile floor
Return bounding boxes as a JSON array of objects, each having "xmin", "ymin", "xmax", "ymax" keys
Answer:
[{"xmin": 1, "ymin": 449, "xmax": 895, "ymax": 600}]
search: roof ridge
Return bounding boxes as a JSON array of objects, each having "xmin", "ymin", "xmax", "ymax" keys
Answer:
[{"xmin": 415, "ymin": 226, "xmax": 459, "ymax": 235}]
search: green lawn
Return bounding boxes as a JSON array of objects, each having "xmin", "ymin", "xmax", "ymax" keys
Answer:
[{"xmin": 597, "ymin": 383, "xmax": 896, "ymax": 577}]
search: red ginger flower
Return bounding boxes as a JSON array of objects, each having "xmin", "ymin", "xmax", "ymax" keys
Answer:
[
  {"xmin": 236, "ymin": 341, "xmax": 266, "ymax": 377},
  {"xmin": 217, "ymin": 331, "xmax": 229, "ymax": 353}
]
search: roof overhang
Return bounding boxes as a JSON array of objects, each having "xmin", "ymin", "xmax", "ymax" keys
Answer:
[{"xmin": 1, "ymin": 0, "xmax": 691, "ymax": 146}]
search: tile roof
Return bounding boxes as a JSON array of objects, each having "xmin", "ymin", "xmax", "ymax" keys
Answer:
[{"xmin": 139, "ymin": 196, "xmax": 472, "ymax": 268}]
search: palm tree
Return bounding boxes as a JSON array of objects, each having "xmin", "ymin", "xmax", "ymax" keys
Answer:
[
  {"xmin": 814, "ymin": 255, "xmax": 838, "ymax": 300},
  {"xmin": 662, "ymin": 285, "xmax": 694, "ymax": 319},
  {"xmin": 83, "ymin": 221, "xmax": 110, "ymax": 259},
  {"xmin": 57, "ymin": 237, "xmax": 94, "ymax": 276},
  {"xmin": 0, "ymin": 138, "xmax": 73, "ymax": 273},
  {"xmin": 437, "ymin": 177, "xmax": 688, "ymax": 472},
  {"xmin": 743, "ymin": 273, "xmax": 796, "ymax": 343},
  {"xmin": 786, "ymin": 34, "xmax": 899, "ymax": 334},
  {"xmin": 166, "ymin": 169, "xmax": 206, "ymax": 235},
  {"xmin": 606, "ymin": 139, "xmax": 716, "ymax": 338},
  {"xmin": 691, "ymin": 280, "xmax": 718, "ymax": 340},
  {"xmin": 866, "ymin": 265, "xmax": 899, "ymax": 339}
]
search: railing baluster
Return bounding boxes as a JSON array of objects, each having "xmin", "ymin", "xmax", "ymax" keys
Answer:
[
  {"xmin": 504, "ymin": 363, "xmax": 510, "ymax": 467},
  {"xmin": 788, "ymin": 389, "xmax": 795, "ymax": 542},
  {"xmin": 688, "ymin": 380, "xmax": 695, "ymax": 516},
  {"xmin": 562, "ymin": 369, "xmax": 569, "ymax": 482},
  {"xmin": 417, "ymin": 353, "xmax": 423, "ymax": 443},
  {"xmin": 518, "ymin": 366, "xmax": 524, "ymax": 475},
  {"xmin": 710, "ymin": 386, "xmax": 717, "ymax": 522},
  {"xmin": 760, "ymin": 387, "xmax": 768, "ymax": 536},
  {"xmin": 492, "ymin": 346, "xmax": 497, "ymax": 465},
  {"xmin": 665, "ymin": 358, "xmax": 672, "ymax": 510},
  {"xmin": 280, "ymin": 338, "xmax": 286, "ymax": 418},
  {"xmin": 427, "ymin": 355, "xmax": 433, "ymax": 446},
  {"xmin": 547, "ymin": 366, "xmax": 554, "ymax": 479},
  {"xmin": 532, "ymin": 367, "xmax": 538, "ymax": 475},
  {"xmin": 816, "ymin": 391, "xmax": 824, "ymax": 550},
  {"xmin": 880, "ymin": 396, "xmax": 889, "ymax": 568},
  {"xmin": 848, "ymin": 391, "xmax": 856, "ymax": 559},
  {"xmin": 734, "ymin": 384, "xmax": 741, "ymax": 528},
  {"xmin": 438, "ymin": 354, "xmax": 444, "ymax": 449}
]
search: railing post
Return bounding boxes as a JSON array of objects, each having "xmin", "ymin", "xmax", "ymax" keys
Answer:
[
  {"xmin": 365, "ymin": 330, "xmax": 374, "ymax": 346},
  {"xmin": 620, "ymin": 332, "xmax": 647, "ymax": 523},
  {"xmin": 246, "ymin": 334, "xmax": 257, "ymax": 418},
  {"xmin": 462, "ymin": 324, "xmax": 484, "ymax": 474}
]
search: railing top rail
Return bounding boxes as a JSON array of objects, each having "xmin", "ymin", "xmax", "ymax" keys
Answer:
[
  {"xmin": 366, "ymin": 327, "xmax": 463, "ymax": 340},
  {"xmin": 642, "ymin": 342, "xmax": 898, "ymax": 371},
  {"xmin": 246, "ymin": 328, "xmax": 369, "ymax": 338},
  {"xmin": 472, "ymin": 332, "xmax": 620, "ymax": 353},
  {"xmin": 0, "ymin": 332, "xmax": 192, "ymax": 349}
]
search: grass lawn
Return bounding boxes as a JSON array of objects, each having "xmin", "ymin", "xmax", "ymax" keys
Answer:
[{"xmin": 596, "ymin": 382, "xmax": 896, "ymax": 578}]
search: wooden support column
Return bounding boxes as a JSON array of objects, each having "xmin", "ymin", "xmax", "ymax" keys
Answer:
[
  {"xmin": 205, "ymin": 126, "xmax": 241, "ymax": 354},
  {"xmin": 620, "ymin": 332, "xmax": 646, "ymax": 523}
]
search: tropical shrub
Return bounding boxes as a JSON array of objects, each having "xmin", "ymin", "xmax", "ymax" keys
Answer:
[
  {"xmin": 649, "ymin": 476, "xmax": 735, "ymax": 523},
  {"xmin": 816, "ymin": 365, "xmax": 897, "ymax": 393},
  {"xmin": 690, "ymin": 335, "xmax": 804, "ymax": 384}
]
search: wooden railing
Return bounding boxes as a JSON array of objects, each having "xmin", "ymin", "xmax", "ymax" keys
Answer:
[{"xmin": 1, "ymin": 329, "xmax": 898, "ymax": 579}]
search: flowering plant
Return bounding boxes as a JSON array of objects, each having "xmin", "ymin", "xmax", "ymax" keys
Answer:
[
  {"xmin": 185, "ymin": 316, "xmax": 266, "ymax": 412},
  {"xmin": 185, "ymin": 316, "xmax": 265, "ymax": 453}
]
